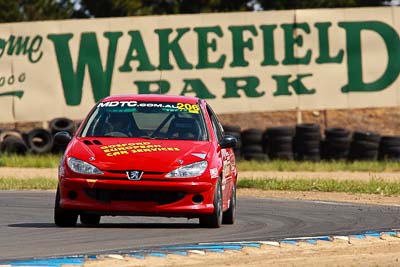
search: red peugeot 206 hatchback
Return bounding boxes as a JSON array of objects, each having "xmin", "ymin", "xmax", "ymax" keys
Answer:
[{"xmin": 54, "ymin": 94, "xmax": 237, "ymax": 228}]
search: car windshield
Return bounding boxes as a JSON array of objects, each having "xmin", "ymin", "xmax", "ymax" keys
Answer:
[{"xmin": 80, "ymin": 101, "xmax": 208, "ymax": 141}]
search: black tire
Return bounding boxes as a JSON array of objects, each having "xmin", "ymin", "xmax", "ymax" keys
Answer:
[
  {"xmin": 80, "ymin": 214, "xmax": 101, "ymax": 225},
  {"xmin": 322, "ymin": 138, "xmax": 350, "ymax": 160},
  {"xmin": 378, "ymin": 146, "xmax": 400, "ymax": 161},
  {"xmin": 296, "ymin": 132, "xmax": 321, "ymax": 141},
  {"xmin": 351, "ymin": 140, "xmax": 379, "ymax": 150},
  {"xmin": 54, "ymin": 187, "xmax": 78, "ymax": 227},
  {"xmin": 380, "ymin": 146, "xmax": 400, "ymax": 154},
  {"xmin": 49, "ymin": 117, "xmax": 75, "ymax": 135},
  {"xmin": 269, "ymin": 136, "xmax": 293, "ymax": 143},
  {"xmin": 241, "ymin": 129, "xmax": 263, "ymax": 145},
  {"xmin": 295, "ymin": 140, "xmax": 321, "ymax": 148},
  {"xmin": 265, "ymin": 126, "xmax": 295, "ymax": 137},
  {"xmin": 200, "ymin": 180, "xmax": 223, "ymax": 228},
  {"xmin": 380, "ymin": 136, "xmax": 400, "ymax": 147},
  {"xmin": 352, "ymin": 131, "xmax": 380, "ymax": 143},
  {"xmin": 243, "ymin": 152, "xmax": 269, "ymax": 161},
  {"xmin": 296, "ymin": 123, "xmax": 320, "ymax": 134},
  {"xmin": 326, "ymin": 144, "xmax": 350, "ymax": 152},
  {"xmin": 0, "ymin": 130, "xmax": 22, "ymax": 143},
  {"xmin": 268, "ymin": 142, "xmax": 292, "ymax": 152},
  {"xmin": 325, "ymin": 128, "xmax": 350, "ymax": 138},
  {"xmin": 0, "ymin": 136, "xmax": 27, "ymax": 155},
  {"xmin": 223, "ymin": 182, "xmax": 236, "ymax": 224},
  {"xmin": 26, "ymin": 128, "xmax": 53, "ymax": 154},
  {"xmin": 349, "ymin": 149, "xmax": 378, "ymax": 161},
  {"xmin": 242, "ymin": 144, "xmax": 263, "ymax": 154},
  {"xmin": 269, "ymin": 151, "xmax": 294, "ymax": 160}
]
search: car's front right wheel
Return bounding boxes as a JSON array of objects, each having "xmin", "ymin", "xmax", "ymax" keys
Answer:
[
  {"xmin": 80, "ymin": 214, "xmax": 101, "ymax": 225},
  {"xmin": 199, "ymin": 180, "xmax": 223, "ymax": 228},
  {"xmin": 54, "ymin": 186, "xmax": 78, "ymax": 227},
  {"xmin": 223, "ymin": 182, "xmax": 236, "ymax": 224}
]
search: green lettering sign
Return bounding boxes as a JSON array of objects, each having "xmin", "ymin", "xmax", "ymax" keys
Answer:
[
  {"xmin": 222, "ymin": 76, "xmax": 264, "ymax": 98},
  {"xmin": 180, "ymin": 79, "xmax": 216, "ymax": 99},
  {"xmin": 229, "ymin": 26, "xmax": 258, "ymax": 67},
  {"xmin": 282, "ymin": 23, "xmax": 311, "ymax": 65},
  {"xmin": 47, "ymin": 32, "xmax": 122, "ymax": 106},
  {"xmin": 194, "ymin": 26, "xmax": 226, "ymax": 69},
  {"xmin": 0, "ymin": 35, "xmax": 43, "ymax": 63},
  {"xmin": 260, "ymin": 25, "xmax": 278, "ymax": 66},
  {"xmin": 155, "ymin": 28, "xmax": 193, "ymax": 70},
  {"xmin": 315, "ymin": 22, "xmax": 343, "ymax": 64},
  {"xmin": 272, "ymin": 74, "xmax": 315, "ymax": 96},
  {"xmin": 119, "ymin": 31, "xmax": 156, "ymax": 72},
  {"xmin": 339, "ymin": 21, "xmax": 400, "ymax": 92}
]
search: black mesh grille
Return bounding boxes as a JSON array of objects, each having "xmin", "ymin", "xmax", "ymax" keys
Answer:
[
  {"xmin": 85, "ymin": 188, "xmax": 185, "ymax": 205},
  {"xmin": 106, "ymin": 170, "xmax": 164, "ymax": 175}
]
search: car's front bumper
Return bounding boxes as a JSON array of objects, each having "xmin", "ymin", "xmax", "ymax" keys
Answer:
[{"xmin": 59, "ymin": 178, "xmax": 215, "ymax": 217}]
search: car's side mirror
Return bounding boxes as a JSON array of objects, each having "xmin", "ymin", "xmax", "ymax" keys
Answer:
[
  {"xmin": 53, "ymin": 131, "xmax": 72, "ymax": 146},
  {"xmin": 220, "ymin": 135, "xmax": 237, "ymax": 149}
]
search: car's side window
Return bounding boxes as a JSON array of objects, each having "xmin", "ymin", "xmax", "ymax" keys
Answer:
[{"xmin": 206, "ymin": 104, "xmax": 224, "ymax": 143}]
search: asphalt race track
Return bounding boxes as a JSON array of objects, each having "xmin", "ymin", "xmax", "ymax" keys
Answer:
[{"xmin": 1, "ymin": 191, "xmax": 400, "ymax": 261}]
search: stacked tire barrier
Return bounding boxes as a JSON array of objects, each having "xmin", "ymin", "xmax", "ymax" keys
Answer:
[
  {"xmin": 0, "ymin": 118, "xmax": 76, "ymax": 155},
  {"xmin": 0, "ymin": 130, "xmax": 27, "ymax": 155},
  {"xmin": 348, "ymin": 131, "xmax": 381, "ymax": 161},
  {"xmin": 49, "ymin": 117, "xmax": 75, "ymax": 135},
  {"xmin": 25, "ymin": 128, "xmax": 53, "ymax": 154},
  {"xmin": 378, "ymin": 136, "xmax": 400, "ymax": 161},
  {"xmin": 321, "ymin": 128, "xmax": 351, "ymax": 160},
  {"xmin": 0, "ymin": 117, "xmax": 399, "ymax": 162},
  {"xmin": 220, "ymin": 124, "xmax": 400, "ymax": 162},
  {"xmin": 294, "ymin": 124, "xmax": 321, "ymax": 161},
  {"xmin": 241, "ymin": 128, "xmax": 268, "ymax": 160},
  {"xmin": 265, "ymin": 127, "xmax": 295, "ymax": 160}
]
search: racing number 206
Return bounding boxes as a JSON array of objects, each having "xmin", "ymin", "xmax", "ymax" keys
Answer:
[{"xmin": 177, "ymin": 103, "xmax": 200, "ymax": 114}]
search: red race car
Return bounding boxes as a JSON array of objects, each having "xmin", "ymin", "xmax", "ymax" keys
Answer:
[{"xmin": 54, "ymin": 94, "xmax": 238, "ymax": 228}]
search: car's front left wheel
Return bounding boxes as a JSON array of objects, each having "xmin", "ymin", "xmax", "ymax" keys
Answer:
[
  {"xmin": 54, "ymin": 187, "xmax": 78, "ymax": 227},
  {"xmin": 199, "ymin": 180, "xmax": 223, "ymax": 228}
]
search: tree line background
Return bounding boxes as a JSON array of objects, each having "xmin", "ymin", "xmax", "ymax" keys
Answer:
[{"xmin": 0, "ymin": 0, "xmax": 392, "ymax": 22}]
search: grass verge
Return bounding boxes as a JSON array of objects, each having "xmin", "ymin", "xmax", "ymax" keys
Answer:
[
  {"xmin": 238, "ymin": 178, "xmax": 400, "ymax": 196},
  {"xmin": 0, "ymin": 154, "xmax": 61, "ymax": 168},
  {"xmin": 0, "ymin": 178, "xmax": 57, "ymax": 190}
]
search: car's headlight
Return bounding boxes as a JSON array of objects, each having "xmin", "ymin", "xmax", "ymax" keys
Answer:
[
  {"xmin": 166, "ymin": 161, "xmax": 208, "ymax": 178},
  {"xmin": 67, "ymin": 157, "xmax": 103, "ymax": 175}
]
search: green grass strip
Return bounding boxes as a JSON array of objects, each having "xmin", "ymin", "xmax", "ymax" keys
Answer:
[
  {"xmin": 0, "ymin": 178, "xmax": 57, "ymax": 190},
  {"xmin": 237, "ymin": 178, "xmax": 400, "ymax": 196},
  {"xmin": 0, "ymin": 154, "xmax": 61, "ymax": 168},
  {"xmin": 237, "ymin": 160, "xmax": 400, "ymax": 172},
  {"xmin": 0, "ymin": 154, "xmax": 400, "ymax": 172}
]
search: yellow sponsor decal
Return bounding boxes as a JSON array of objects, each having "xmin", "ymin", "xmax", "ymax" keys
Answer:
[
  {"xmin": 177, "ymin": 103, "xmax": 199, "ymax": 114},
  {"xmin": 100, "ymin": 142, "xmax": 180, "ymax": 157}
]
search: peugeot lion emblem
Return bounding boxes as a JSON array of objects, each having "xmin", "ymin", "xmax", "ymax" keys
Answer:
[{"xmin": 126, "ymin": 170, "xmax": 143, "ymax": 181}]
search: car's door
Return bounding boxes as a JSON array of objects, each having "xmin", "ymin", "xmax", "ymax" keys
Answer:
[{"xmin": 206, "ymin": 104, "xmax": 234, "ymax": 208}]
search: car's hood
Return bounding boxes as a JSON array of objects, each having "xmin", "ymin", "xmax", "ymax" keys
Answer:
[{"xmin": 69, "ymin": 137, "xmax": 212, "ymax": 173}]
